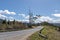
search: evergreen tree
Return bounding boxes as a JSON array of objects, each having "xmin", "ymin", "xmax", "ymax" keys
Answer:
[
  {"xmin": 7, "ymin": 20, "xmax": 10, "ymax": 25},
  {"xmin": 13, "ymin": 19, "xmax": 15, "ymax": 24},
  {"xmin": 2, "ymin": 18, "xmax": 6, "ymax": 24}
]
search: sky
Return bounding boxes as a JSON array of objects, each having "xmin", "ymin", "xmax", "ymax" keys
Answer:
[{"xmin": 0, "ymin": 0, "xmax": 60, "ymax": 23}]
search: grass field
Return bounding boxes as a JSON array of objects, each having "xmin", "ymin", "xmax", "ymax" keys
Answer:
[{"xmin": 27, "ymin": 25, "xmax": 60, "ymax": 40}]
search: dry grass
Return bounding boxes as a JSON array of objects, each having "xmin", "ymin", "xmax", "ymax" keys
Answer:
[
  {"xmin": 42, "ymin": 26, "xmax": 60, "ymax": 40},
  {"xmin": 27, "ymin": 25, "xmax": 60, "ymax": 40}
]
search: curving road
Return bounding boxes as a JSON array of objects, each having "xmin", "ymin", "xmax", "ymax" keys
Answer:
[{"xmin": 0, "ymin": 26, "xmax": 43, "ymax": 40}]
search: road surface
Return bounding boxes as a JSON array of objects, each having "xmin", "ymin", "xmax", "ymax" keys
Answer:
[{"xmin": 0, "ymin": 26, "xmax": 43, "ymax": 40}]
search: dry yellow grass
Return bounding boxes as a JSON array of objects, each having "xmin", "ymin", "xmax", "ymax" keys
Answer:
[{"xmin": 27, "ymin": 25, "xmax": 60, "ymax": 40}]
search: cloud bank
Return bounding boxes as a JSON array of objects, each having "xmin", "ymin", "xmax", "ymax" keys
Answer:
[
  {"xmin": 0, "ymin": 9, "xmax": 60, "ymax": 23},
  {"xmin": 52, "ymin": 13, "xmax": 60, "ymax": 17},
  {"xmin": 18, "ymin": 14, "xmax": 29, "ymax": 19},
  {"xmin": 0, "ymin": 14, "xmax": 7, "ymax": 19},
  {"xmin": 35, "ymin": 16, "xmax": 53, "ymax": 23},
  {"xmin": 0, "ymin": 10, "xmax": 16, "ymax": 15}
]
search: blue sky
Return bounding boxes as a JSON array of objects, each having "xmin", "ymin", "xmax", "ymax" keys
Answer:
[{"xmin": 0, "ymin": 0, "xmax": 60, "ymax": 23}]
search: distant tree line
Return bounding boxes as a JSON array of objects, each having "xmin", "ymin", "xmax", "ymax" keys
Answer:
[{"xmin": 0, "ymin": 19, "xmax": 29, "ymax": 32}]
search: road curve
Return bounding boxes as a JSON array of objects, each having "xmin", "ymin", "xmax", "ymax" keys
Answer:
[{"xmin": 0, "ymin": 26, "xmax": 43, "ymax": 40}]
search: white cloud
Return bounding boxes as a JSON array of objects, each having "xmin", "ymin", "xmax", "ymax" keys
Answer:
[
  {"xmin": 0, "ymin": 14, "xmax": 7, "ymax": 19},
  {"xmin": 18, "ymin": 14, "xmax": 29, "ymax": 19},
  {"xmin": 21, "ymin": 20, "xmax": 29, "ymax": 22},
  {"xmin": 40, "ymin": 16, "xmax": 53, "ymax": 21},
  {"xmin": 18, "ymin": 14, "xmax": 25, "ymax": 17},
  {"xmin": 34, "ymin": 16, "xmax": 60, "ymax": 23},
  {"xmin": 52, "ymin": 13, "xmax": 60, "ymax": 17},
  {"xmin": 16, "ymin": 19, "xmax": 29, "ymax": 23},
  {"xmin": 25, "ymin": 15, "xmax": 29, "ymax": 19},
  {"xmin": 52, "ymin": 19, "xmax": 60, "ymax": 23},
  {"xmin": 18, "ymin": 14, "xmax": 54, "ymax": 23},
  {"xmin": 35, "ymin": 16, "xmax": 53, "ymax": 23},
  {"xmin": 16, "ymin": 15, "xmax": 60, "ymax": 23},
  {"xmin": 0, "ymin": 14, "xmax": 14, "ymax": 21},
  {"xmin": 0, "ymin": 10, "xmax": 16, "ymax": 15},
  {"xmin": 9, "ymin": 16, "xmax": 13, "ymax": 19},
  {"xmin": 6, "ymin": 16, "xmax": 14, "ymax": 21}
]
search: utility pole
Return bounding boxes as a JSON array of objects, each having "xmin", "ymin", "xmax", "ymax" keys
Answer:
[{"xmin": 29, "ymin": 9, "xmax": 33, "ymax": 28}]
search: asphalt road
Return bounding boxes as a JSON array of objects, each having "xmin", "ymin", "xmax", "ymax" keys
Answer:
[{"xmin": 0, "ymin": 26, "xmax": 43, "ymax": 40}]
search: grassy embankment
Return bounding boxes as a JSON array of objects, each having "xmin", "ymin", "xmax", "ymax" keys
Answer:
[{"xmin": 27, "ymin": 25, "xmax": 60, "ymax": 40}]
